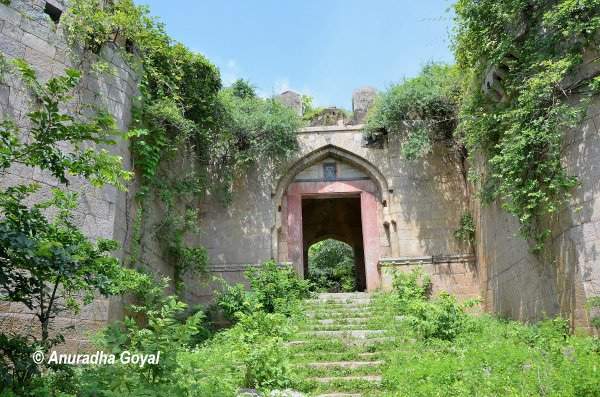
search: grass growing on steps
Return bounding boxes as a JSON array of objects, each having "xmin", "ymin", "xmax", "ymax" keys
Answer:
[
  {"xmin": 287, "ymin": 292, "xmax": 392, "ymax": 396},
  {"xmin": 286, "ymin": 284, "xmax": 600, "ymax": 397}
]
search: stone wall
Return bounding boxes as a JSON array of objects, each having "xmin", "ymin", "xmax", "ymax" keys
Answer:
[
  {"xmin": 171, "ymin": 120, "xmax": 472, "ymax": 304},
  {"xmin": 3, "ymin": 1, "xmax": 597, "ymax": 340},
  {"xmin": 475, "ymin": 97, "xmax": 600, "ymax": 331},
  {"xmin": 0, "ymin": 0, "xmax": 140, "ymax": 351}
]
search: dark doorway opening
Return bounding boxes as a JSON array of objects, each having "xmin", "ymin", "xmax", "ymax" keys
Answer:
[{"xmin": 301, "ymin": 196, "xmax": 366, "ymax": 291}]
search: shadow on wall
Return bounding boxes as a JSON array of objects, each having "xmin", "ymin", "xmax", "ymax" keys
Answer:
[
  {"xmin": 387, "ymin": 134, "xmax": 472, "ymax": 258},
  {"xmin": 475, "ymin": 100, "xmax": 600, "ymax": 329}
]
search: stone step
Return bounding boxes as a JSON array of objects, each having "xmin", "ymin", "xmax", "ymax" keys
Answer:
[
  {"xmin": 316, "ymin": 394, "xmax": 362, "ymax": 397},
  {"xmin": 304, "ymin": 304, "xmax": 371, "ymax": 312},
  {"xmin": 293, "ymin": 352, "xmax": 380, "ymax": 359},
  {"xmin": 307, "ymin": 298, "xmax": 372, "ymax": 306},
  {"xmin": 314, "ymin": 318, "xmax": 369, "ymax": 325},
  {"xmin": 307, "ymin": 306, "xmax": 372, "ymax": 312},
  {"xmin": 303, "ymin": 325, "xmax": 377, "ymax": 332},
  {"xmin": 306, "ymin": 309, "xmax": 373, "ymax": 318},
  {"xmin": 316, "ymin": 292, "xmax": 371, "ymax": 300},
  {"xmin": 286, "ymin": 337, "xmax": 394, "ymax": 347},
  {"xmin": 308, "ymin": 375, "xmax": 382, "ymax": 383},
  {"xmin": 304, "ymin": 360, "xmax": 385, "ymax": 369},
  {"xmin": 299, "ymin": 330, "xmax": 385, "ymax": 339}
]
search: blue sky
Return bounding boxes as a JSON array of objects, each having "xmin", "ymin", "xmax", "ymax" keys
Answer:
[{"xmin": 137, "ymin": 1, "xmax": 456, "ymax": 109}]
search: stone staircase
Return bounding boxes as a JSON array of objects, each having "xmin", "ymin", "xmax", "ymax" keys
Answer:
[{"xmin": 288, "ymin": 292, "xmax": 388, "ymax": 397}]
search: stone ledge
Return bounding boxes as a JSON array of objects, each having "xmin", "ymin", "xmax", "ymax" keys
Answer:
[
  {"xmin": 208, "ymin": 261, "xmax": 293, "ymax": 272},
  {"xmin": 298, "ymin": 124, "xmax": 365, "ymax": 134},
  {"xmin": 378, "ymin": 254, "xmax": 476, "ymax": 267}
]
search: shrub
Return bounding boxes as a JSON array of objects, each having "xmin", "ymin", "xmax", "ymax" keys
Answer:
[
  {"xmin": 391, "ymin": 268, "xmax": 475, "ymax": 341},
  {"xmin": 215, "ymin": 282, "xmax": 252, "ymax": 323},
  {"xmin": 407, "ymin": 292, "xmax": 472, "ymax": 341},
  {"xmin": 392, "ymin": 267, "xmax": 432, "ymax": 313},
  {"xmin": 364, "ymin": 63, "xmax": 462, "ymax": 159},
  {"xmin": 233, "ymin": 311, "xmax": 294, "ymax": 390},
  {"xmin": 215, "ymin": 259, "xmax": 310, "ymax": 311},
  {"xmin": 245, "ymin": 260, "xmax": 311, "ymax": 315}
]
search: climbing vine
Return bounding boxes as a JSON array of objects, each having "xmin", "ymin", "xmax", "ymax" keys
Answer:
[
  {"xmin": 366, "ymin": 1, "xmax": 600, "ymax": 252},
  {"xmin": 454, "ymin": 0, "xmax": 600, "ymax": 251},
  {"xmin": 62, "ymin": 0, "xmax": 301, "ymax": 291}
]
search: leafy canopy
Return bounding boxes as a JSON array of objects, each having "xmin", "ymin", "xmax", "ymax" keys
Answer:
[{"xmin": 364, "ymin": 63, "xmax": 462, "ymax": 159}]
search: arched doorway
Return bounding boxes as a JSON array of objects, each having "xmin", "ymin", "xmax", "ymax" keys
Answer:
[
  {"xmin": 274, "ymin": 145, "xmax": 386, "ymax": 291},
  {"xmin": 303, "ymin": 198, "xmax": 366, "ymax": 291},
  {"xmin": 307, "ymin": 239, "xmax": 358, "ymax": 292}
]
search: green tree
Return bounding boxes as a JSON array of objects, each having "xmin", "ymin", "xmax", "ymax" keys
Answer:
[
  {"xmin": 0, "ymin": 60, "xmax": 146, "ymax": 394},
  {"xmin": 308, "ymin": 239, "xmax": 356, "ymax": 292},
  {"xmin": 230, "ymin": 79, "xmax": 257, "ymax": 99}
]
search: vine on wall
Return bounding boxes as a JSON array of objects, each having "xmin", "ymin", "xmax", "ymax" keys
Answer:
[
  {"xmin": 366, "ymin": 1, "xmax": 600, "ymax": 253},
  {"xmin": 455, "ymin": 0, "xmax": 600, "ymax": 251},
  {"xmin": 62, "ymin": 1, "xmax": 302, "ymax": 292}
]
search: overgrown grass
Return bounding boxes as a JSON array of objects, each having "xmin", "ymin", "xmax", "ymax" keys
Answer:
[{"xmin": 370, "ymin": 269, "xmax": 600, "ymax": 396}]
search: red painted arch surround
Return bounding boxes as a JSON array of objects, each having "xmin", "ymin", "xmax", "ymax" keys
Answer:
[{"xmin": 284, "ymin": 179, "xmax": 381, "ymax": 291}]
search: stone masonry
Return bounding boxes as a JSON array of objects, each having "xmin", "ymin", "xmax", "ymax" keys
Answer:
[{"xmin": 0, "ymin": 0, "xmax": 139, "ymax": 352}]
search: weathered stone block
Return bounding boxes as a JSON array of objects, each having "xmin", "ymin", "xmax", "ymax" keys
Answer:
[
  {"xmin": 22, "ymin": 31, "xmax": 55, "ymax": 58},
  {"xmin": 352, "ymin": 86, "xmax": 377, "ymax": 123},
  {"xmin": 0, "ymin": 4, "xmax": 23, "ymax": 26}
]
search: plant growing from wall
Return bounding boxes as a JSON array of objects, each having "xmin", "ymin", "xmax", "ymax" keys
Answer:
[
  {"xmin": 62, "ymin": 2, "xmax": 302, "ymax": 291},
  {"xmin": 454, "ymin": 212, "xmax": 475, "ymax": 245},
  {"xmin": 586, "ymin": 296, "xmax": 600, "ymax": 329},
  {"xmin": 454, "ymin": 0, "xmax": 600, "ymax": 251},
  {"xmin": 364, "ymin": 63, "xmax": 463, "ymax": 160},
  {"xmin": 363, "ymin": 63, "xmax": 470, "ymax": 196}
]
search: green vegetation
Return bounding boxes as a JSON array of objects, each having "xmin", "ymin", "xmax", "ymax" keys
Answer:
[
  {"xmin": 1, "ymin": 0, "xmax": 599, "ymax": 395},
  {"xmin": 454, "ymin": 212, "xmax": 475, "ymax": 245},
  {"xmin": 302, "ymin": 94, "xmax": 351, "ymax": 125},
  {"xmin": 366, "ymin": 1, "xmax": 600, "ymax": 252},
  {"xmin": 454, "ymin": 0, "xmax": 600, "ymax": 251},
  {"xmin": 308, "ymin": 239, "xmax": 357, "ymax": 292},
  {"xmin": 1, "ymin": 2, "xmax": 303, "ymax": 393},
  {"xmin": 586, "ymin": 296, "xmax": 600, "ymax": 329},
  {"xmin": 364, "ymin": 63, "xmax": 463, "ymax": 160},
  {"xmin": 72, "ymin": 262, "xmax": 305, "ymax": 396},
  {"xmin": 62, "ymin": 0, "xmax": 302, "ymax": 292},
  {"xmin": 373, "ymin": 268, "xmax": 600, "ymax": 396},
  {"xmin": 217, "ymin": 260, "xmax": 311, "ymax": 321},
  {"xmin": 0, "ymin": 60, "xmax": 149, "ymax": 395}
]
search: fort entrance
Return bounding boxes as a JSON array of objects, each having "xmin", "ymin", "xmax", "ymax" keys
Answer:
[
  {"xmin": 276, "ymin": 147, "xmax": 383, "ymax": 291},
  {"xmin": 302, "ymin": 197, "xmax": 365, "ymax": 291}
]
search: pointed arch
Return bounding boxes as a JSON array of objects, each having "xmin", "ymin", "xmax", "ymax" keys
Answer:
[{"xmin": 272, "ymin": 144, "xmax": 389, "ymax": 206}]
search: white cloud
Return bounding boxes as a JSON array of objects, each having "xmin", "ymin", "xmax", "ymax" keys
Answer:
[{"xmin": 220, "ymin": 58, "xmax": 241, "ymax": 86}]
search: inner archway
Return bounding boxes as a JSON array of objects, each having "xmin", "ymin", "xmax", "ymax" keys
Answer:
[
  {"xmin": 307, "ymin": 239, "xmax": 358, "ymax": 292},
  {"xmin": 303, "ymin": 196, "xmax": 366, "ymax": 291}
]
